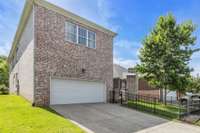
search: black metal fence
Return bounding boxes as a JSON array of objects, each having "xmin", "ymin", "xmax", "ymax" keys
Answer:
[
  {"xmin": 165, "ymin": 96, "xmax": 179, "ymax": 105},
  {"xmin": 109, "ymin": 91, "xmax": 187, "ymax": 119}
]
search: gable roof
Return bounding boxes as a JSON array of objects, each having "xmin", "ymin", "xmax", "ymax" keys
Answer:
[
  {"xmin": 8, "ymin": 0, "xmax": 117, "ymax": 62},
  {"xmin": 113, "ymin": 64, "xmax": 128, "ymax": 78},
  {"xmin": 113, "ymin": 64, "xmax": 136, "ymax": 79}
]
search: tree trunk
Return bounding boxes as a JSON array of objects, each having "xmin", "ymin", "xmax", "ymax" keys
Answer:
[
  {"xmin": 160, "ymin": 88, "xmax": 163, "ymax": 102},
  {"xmin": 177, "ymin": 90, "xmax": 181, "ymax": 100},
  {"xmin": 176, "ymin": 90, "xmax": 179, "ymax": 101}
]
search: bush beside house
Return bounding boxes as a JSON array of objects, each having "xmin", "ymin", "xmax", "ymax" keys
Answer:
[{"xmin": 0, "ymin": 56, "xmax": 9, "ymax": 94}]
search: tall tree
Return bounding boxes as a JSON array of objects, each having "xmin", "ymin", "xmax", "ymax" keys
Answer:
[
  {"xmin": 135, "ymin": 14, "xmax": 199, "ymax": 104},
  {"xmin": 0, "ymin": 56, "xmax": 9, "ymax": 87}
]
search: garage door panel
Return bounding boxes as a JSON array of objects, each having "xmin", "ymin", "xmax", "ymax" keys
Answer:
[{"xmin": 50, "ymin": 79, "xmax": 106, "ymax": 105}]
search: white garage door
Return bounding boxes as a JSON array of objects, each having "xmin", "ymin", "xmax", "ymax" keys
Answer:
[{"xmin": 50, "ymin": 79, "xmax": 106, "ymax": 105}]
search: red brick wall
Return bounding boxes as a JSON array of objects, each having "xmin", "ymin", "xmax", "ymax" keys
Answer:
[
  {"xmin": 139, "ymin": 79, "xmax": 156, "ymax": 90},
  {"xmin": 138, "ymin": 90, "xmax": 160, "ymax": 98},
  {"xmin": 138, "ymin": 79, "xmax": 159, "ymax": 98},
  {"xmin": 34, "ymin": 5, "xmax": 114, "ymax": 106}
]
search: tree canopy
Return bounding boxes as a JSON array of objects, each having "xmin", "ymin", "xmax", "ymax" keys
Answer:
[
  {"xmin": 135, "ymin": 14, "xmax": 199, "ymax": 94},
  {"xmin": 187, "ymin": 76, "xmax": 200, "ymax": 93}
]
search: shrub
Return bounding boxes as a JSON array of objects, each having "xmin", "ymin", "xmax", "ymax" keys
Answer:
[{"xmin": 0, "ymin": 84, "xmax": 9, "ymax": 95}]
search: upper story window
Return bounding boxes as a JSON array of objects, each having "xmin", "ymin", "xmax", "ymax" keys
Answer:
[
  {"xmin": 65, "ymin": 21, "xmax": 96, "ymax": 49},
  {"xmin": 88, "ymin": 31, "xmax": 96, "ymax": 48},
  {"xmin": 78, "ymin": 27, "xmax": 87, "ymax": 46},
  {"xmin": 65, "ymin": 22, "xmax": 77, "ymax": 43}
]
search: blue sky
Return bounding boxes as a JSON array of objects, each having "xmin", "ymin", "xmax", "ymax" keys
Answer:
[{"xmin": 0, "ymin": 0, "xmax": 200, "ymax": 75}]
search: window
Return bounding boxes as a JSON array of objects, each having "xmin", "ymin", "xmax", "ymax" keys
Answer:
[
  {"xmin": 88, "ymin": 31, "xmax": 96, "ymax": 48},
  {"xmin": 65, "ymin": 22, "xmax": 77, "ymax": 43},
  {"xmin": 65, "ymin": 21, "xmax": 96, "ymax": 49},
  {"xmin": 78, "ymin": 27, "xmax": 87, "ymax": 45}
]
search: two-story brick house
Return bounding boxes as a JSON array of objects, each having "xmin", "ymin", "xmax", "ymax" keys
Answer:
[{"xmin": 8, "ymin": 0, "xmax": 116, "ymax": 106}]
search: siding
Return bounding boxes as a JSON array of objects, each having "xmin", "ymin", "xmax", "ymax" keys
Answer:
[{"xmin": 9, "ymin": 8, "xmax": 34, "ymax": 102}]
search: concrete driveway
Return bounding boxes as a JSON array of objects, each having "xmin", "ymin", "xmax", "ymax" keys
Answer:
[{"xmin": 51, "ymin": 103, "xmax": 168, "ymax": 133}]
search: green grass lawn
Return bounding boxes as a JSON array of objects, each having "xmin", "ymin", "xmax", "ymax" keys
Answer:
[
  {"xmin": 128, "ymin": 100, "xmax": 185, "ymax": 119},
  {"xmin": 196, "ymin": 121, "xmax": 200, "ymax": 126},
  {"xmin": 0, "ymin": 95, "xmax": 85, "ymax": 133}
]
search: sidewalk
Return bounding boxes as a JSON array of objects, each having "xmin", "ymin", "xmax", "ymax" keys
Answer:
[{"xmin": 136, "ymin": 121, "xmax": 200, "ymax": 133}]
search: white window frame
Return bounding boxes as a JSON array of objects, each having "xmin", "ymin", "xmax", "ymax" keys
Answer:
[
  {"xmin": 78, "ymin": 26, "xmax": 87, "ymax": 46},
  {"xmin": 86, "ymin": 30, "xmax": 89, "ymax": 47},
  {"xmin": 76, "ymin": 26, "xmax": 78, "ymax": 44},
  {"xmin": 65, "ymin": 22, "xmax": 77, "ymax": 43},
  {"xmin": 65, "ymin": 21, "xmax": 96, "ymax": 49},
  {"xmin": 87, "ymin": 30, "xmax": 96, "ymax": 49}
]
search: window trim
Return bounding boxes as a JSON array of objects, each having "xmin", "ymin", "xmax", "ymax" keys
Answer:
[
  {"xmin": 78, "ymin": 26, "xmax": 87, "ymax": 46},
  {"xmin": 65, "ymin": 21, "xmax": 96, "ymax": 49},
  {"xmin": 76, "ymin": 25, "xmax": 78, "ymax": 44},
  {"xmin": 86, "ymin": 30, "xmax": 88, "ymax": 47},
  {"xmin": 88, "ymin": 30, "xmax": 96, "ymax": 49},
  {"xmin": 65, "ymin": 21, "xmax": 77, "ymax": 44}
]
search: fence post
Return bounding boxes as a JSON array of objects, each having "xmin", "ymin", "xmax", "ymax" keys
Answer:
[
  {"xmin": 179, "ymin": 100, "xmax": 180, "ymax": 119},
  {"xmin": 171, "ymin": 96, "xmax": 172, "ymax": 104},
  {"xmin": 136, "ymin": 95, "xmax": 138, "ymax": 109},
  {"xmin": 178, "ymin": 99, "xmax": 181, "ymax": 119},
  {"xmin": 113, "ymin": 90, "xmax": 115, "ymax": 103},
  {"xmin": 153, "ymin": 98, "xmax": 156, "ymax": 113},
  {"xmin": 120, "ymin": 91, "xmax": 122, "ymax": 105}
]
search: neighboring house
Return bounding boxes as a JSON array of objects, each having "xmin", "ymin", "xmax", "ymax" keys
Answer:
[
  {"xmin": 139, "ymin": 79, "xmax": 177, "ymax": 101},
  {"xmin": 113, "ymin": 64, "xmax": 128, "ymax": 79},
  {"xmin": 113, "ymin": 64, "xmax": 138, "ymax": 101},
  {"xmin": 8, "ymin": 0, "xmax": 116, "ymax": 106},
  {"xmin": 113, "ymin": 64, "xmax": 137, "ymax": 79}
]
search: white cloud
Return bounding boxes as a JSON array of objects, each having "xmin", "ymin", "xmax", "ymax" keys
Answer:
[
  {"xmin": 114, "ymin": 57, "xmax": 139, "ymax": 69},
  {"xmin": 47, "ymin": 0, "xmax": 119, "ymax": 32},
  {"xmin": 191, "ymin": 69, "xmax": 200, "ymax": 76},
  {"xmin": 0, "ymin": 42, "xmax": 10, "ymax": 56},
  {"xmin": 190, "ymin": 50, "xmax": 200, "ymax": 76},
  {"xmin": 96, "ymin": 0, "xmax": 120, "ymax": 32},
  {"xmin": 114, "ymin": 39, "xmax": 141, "ymax": 59},
  {"xmin": 191, "ymin": 50, "xmax": 200, "ymax": 59},
  {"xmin": 190, "ymin": 58, "xmax": 200, "ymax": 76},
  {"xmin": 0, "ymin": 0, "xmax": 24, "ymax": 56},
  {"xmin": 190, "ymin": 65, "xmax": 200, "ymax": 76},
  {"xmin": 1, "ymin": 0, "xmax": 119, "ymax": 56},
  {"xmin": 114, "ymin": 39, "xmax": 141, "ymax": 49}
]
